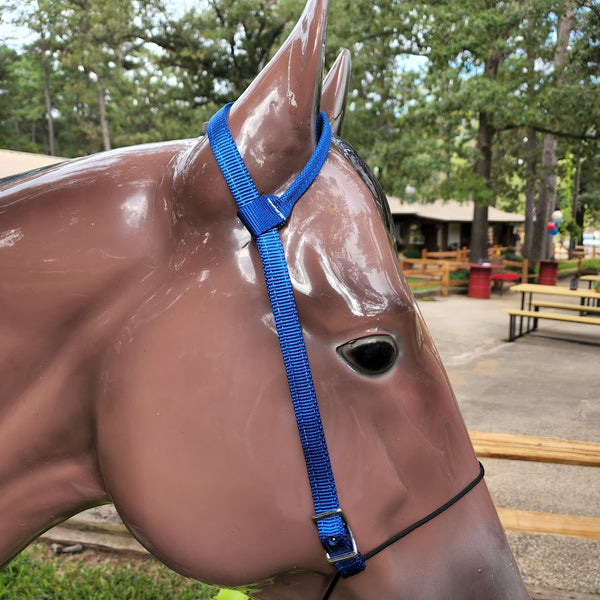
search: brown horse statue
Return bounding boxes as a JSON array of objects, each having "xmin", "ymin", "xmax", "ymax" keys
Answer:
[{"xmin": 0, "ymin": 1, "xmax": 529, "ymax": 597}]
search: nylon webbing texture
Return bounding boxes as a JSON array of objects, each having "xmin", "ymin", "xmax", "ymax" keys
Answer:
[{"xmin": 206, "ymin": 103, "xmax": 365, "ymax": 578}]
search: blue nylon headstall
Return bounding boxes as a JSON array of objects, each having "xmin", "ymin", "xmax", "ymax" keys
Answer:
[{"xmin": 206, "ymin": 103, "xmax": 366, "ymax": 578}]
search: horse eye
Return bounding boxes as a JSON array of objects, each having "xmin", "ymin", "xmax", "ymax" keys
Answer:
[{"xmin": 336, "ymin": 335, "xmax": 398, "ymax": 376}]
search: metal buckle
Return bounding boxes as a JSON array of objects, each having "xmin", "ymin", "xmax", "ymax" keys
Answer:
[{"xmin": 312, "ymin": 509, "xmax": 359, "ymax": 564}]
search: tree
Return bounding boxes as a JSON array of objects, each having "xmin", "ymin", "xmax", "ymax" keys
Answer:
[
  {"xmin": 2, "ymin": 0, "xmax": 598, "ymax": 232},
  {"xmin": 0, "ymin": 46, "xmax": 51, "ymax": 152},
  {"xmin": 147, "ymin": 0, "xmax": 298, "ymax": 113},
  {"xmin": 11, "ymin": 0, "xmax": 174, "ymax": 155},
  {"xmin": 328, "ymin": 0, "xmax": 599, "ymax": 260},
  {"xmin": 528, "ymin": 4, "xmax": 575, "ymax": 263}
]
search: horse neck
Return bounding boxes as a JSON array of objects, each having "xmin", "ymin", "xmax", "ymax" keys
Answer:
[
  {"xmin": 0, "ymin": 251, "xmax": 175, "ymax": 565},
  {"xmin": 0, "ymin": 312, "xmax": 111, "ymax": 565},
  {"xmin": 0, "ymin": 240, "xmax": 165, "ymax": 567},
  {"xmin": 0, "ymin": 148, "xmax": 190, "ymax": 565}
]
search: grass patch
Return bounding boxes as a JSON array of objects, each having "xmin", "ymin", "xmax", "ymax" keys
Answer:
[
  {"xmin": 406, "ymin": 278, "xmax": 441, "ymax": 292},
  {"xmin": 0, "ymin": 543, "xmax": 240, "ymax": 600},
  {"xmin": 557, "ymin": 260, "xmax": 580, "ymax": 271},
  {"xmin": 582, "ymin": 258, "xmax": 600, "ymax": 272}
]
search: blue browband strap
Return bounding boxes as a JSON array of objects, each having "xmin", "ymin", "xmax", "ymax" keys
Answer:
[{"xmin": 207, "ymin": 103, "xmax": 366, "ymax": 578}]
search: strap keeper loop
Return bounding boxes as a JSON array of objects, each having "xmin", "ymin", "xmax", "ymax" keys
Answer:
[
  {"xmin": 312, "ymin": 508, "xmax": 344, "ymax": 524},
  {"xmin": 237, "ymin": 194, "xmax": 286, "ymax": 237}
]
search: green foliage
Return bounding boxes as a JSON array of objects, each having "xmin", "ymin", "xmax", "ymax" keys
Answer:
[
  {"xmin": 557, "ymin": 150, "xmax": 583, "ymax": 240},
  {"xmin": 556, "ymin": 259, "xmax": 580, "ymax": 271},
  {"xmin": 0, "ymin": 0, "xmax": 598, "ymax": 235},
  {"xmin": 0, "ymin": 544, "xmax": 217, "ymax": 599},
  {"xmin": 449, "ymin": 270, "xmax": 469, "ymax": 281},
  {"xmin": 582, "ymin": 258, "xmax": 600, "ymax": 272},
  {"xmin": 578, "ymin": 145, "xmax": 600, "ymax": 229},
  {"xmin": 503, "ymin": 252, "xmax": 523, "ymax": 262},
  {"xmin": 0, "ymin": 46, "xmax": 48, "ymax": 151},
  {"xmin": 401, "ymin": 248, "xmax": 421, "ymax": 259}
]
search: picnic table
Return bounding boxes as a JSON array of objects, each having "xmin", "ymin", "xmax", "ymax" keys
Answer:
[
  {"xmin": 504, "ymin": 283, "xmax": 600, "ymax": 341},
  {"xmin": 579, "ymin": 274, "xmax": 600, "ymax": 289}
]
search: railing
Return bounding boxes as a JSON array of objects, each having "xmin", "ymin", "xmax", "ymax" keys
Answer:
[
  {"xmin": 574, "ymin": 245, "xmax": 600, "ymax": 259},
  {"xmin": 421, "ymin": 248, "xmax": 469, "ymax": 262},
  {"xmin": 488, "ymin": 245, "xmax": 520, "ymax": 259},
  {"xmin": 552, "ymin": 253, "xmax": 600, "ymax": 277},
  {"xmin": 401, "ymin": 255, "xmax": 530, "ymax": 295},
  {"xmin": 399, "ymin": 257, "xmax": 468, "ymax": 296},
  {"xmin": 422, "ymin": 247, "xmax": 518, "ymax": 262}
]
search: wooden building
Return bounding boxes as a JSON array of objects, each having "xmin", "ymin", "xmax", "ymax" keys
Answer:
[{"xmin": 387, "ymin": 197, "xmax": 525, "ymax": 253}]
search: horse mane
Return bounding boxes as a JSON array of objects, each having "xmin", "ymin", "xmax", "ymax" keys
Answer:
[{"xmin": 331, "ymin": 135, "xmax": 395, "ymax": 241}]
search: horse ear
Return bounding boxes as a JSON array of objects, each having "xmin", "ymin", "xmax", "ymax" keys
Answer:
[
  {"xmin": 321, "ymin": 49, "xmax": 351, "ymax": 136},
  {"xmin": 175, "ymin": 0, "xmax": 330, "ymax": 221},
  {"xmin": 222, "ymin": 0, "xmax": 330, "ymax": 192}
]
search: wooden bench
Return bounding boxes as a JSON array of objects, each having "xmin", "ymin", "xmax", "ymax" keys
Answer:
[
  {"xmin": 503, "ymin": 308, "xmax": 600, "ymax": 341},
  {"xmin": 491, "ymin": 271, "xmax": 520, "ymax": 295},
  {"xmin": 490, "ymin": 258, "xmax": 529, "ymax": 295},
  {"xmin": 531, "ymin": 300, "xmax": 600, "ymax": 315}
]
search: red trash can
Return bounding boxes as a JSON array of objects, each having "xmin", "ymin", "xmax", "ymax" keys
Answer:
[
  {"xmin": 468, "ymin": 263, "xmax": 492, "ymax": 299},
  {"xmin": 538, "ymin": 260, "xmax": 558, "ymax": 286}
]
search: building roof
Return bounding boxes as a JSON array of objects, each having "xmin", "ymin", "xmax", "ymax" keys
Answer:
[
  {"xmin": 387, "ymin": 197, "xmax": 525, "ymax": 223},
  {"xmin": 0, "ymin": 149, "xmax": 66, "ymax": 178}
]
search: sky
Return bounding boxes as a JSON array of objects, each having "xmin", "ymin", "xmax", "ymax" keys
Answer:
[
  {"xmin": 0, "ymin": 0, "xmax": 196, "ymax": 50},
  {"xmin": 0, "ymin": 8, "xmax": 32, "ymax": 49}
]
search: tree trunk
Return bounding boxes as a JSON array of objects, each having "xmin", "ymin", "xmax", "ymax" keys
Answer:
[
  {"xmin": 469, "ymin": 110, "xmax": 494, "ymax": 263},
  {"xmin": 469, "ymin": 49, "xmax": 501, "ymax": 263},
  {"xmin": 41, "ymin": 54, "xmax": 55, "ymax": 156},
  {"xmin": 523, "ymin": 128, "xmax": 537, "ymax": 259},
  {"xmin": 471, "ymin": 204, "xmax": 489, "ymax": 263},
  {"xmin": 569, "ymin": 149, "xmax": 583, "ymax": 258},
  {"xmin": 97, "ymin": 84, "xmax": 111, "ymax": 152},
  {"xmin": 569, "ymin": 146, "xmax": 583, "ymax": 258},
  {"xmin": 528, "ymin": 5, "xmax": 574, "ymax": 265},
  {"xmin": 531, "ymin": 135, "xmax": 558, "ymax": 262}
]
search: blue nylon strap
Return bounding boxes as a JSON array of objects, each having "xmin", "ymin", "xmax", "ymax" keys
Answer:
[{"xmin": 206, "ymin": 103, "xmax": 365, "ymax": 578}]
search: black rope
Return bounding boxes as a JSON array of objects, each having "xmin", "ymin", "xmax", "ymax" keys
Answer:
[{"xmin": 321, "ymin": 462, "xmax": 485, "ymax": 600}]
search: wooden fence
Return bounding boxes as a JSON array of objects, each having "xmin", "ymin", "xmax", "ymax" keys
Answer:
[
  {"xmin": 421, "ymin": 248, "xmax": 469, "ymax": 262},
  {"xmin": 399, "ymin": 256, "xmax": 530, "ymax": 296},
  {"xmin": 420, "ymin": 245, "xmax": 599, "ymax": 264},
  {"xmin": 497, "ymin": 258, "xmax": 530, "ymax": 284},
  {"xmin": 553, "ymin": 254, "xmax": 600, "ymax": 278},
  {"xmin": 421, "ymin": 246, "xmax": 519, "ymax": 261},
  {"xmin": 398, "ymin": 257, "xmax": 466, "ymax": 296},
  {"xmin": 574, "ymin": 245, "xmax": 600, "ymax": 260},
  {"xmin": 404, "ymin": 246, "xmax": 600, "ymax": 295}
]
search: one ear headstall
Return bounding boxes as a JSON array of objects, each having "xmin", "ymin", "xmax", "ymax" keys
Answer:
[{"xmin": 207, "ymin": 102, "xmax": 366, "ymax": 578}]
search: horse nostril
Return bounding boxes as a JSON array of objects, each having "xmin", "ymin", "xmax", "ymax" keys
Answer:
[{"xmin": 336, "ymin": 335, "xmax": 398, "ymax": 376}]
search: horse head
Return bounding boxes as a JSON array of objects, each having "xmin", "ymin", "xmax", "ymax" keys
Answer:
[{"xmin": 0, "ymin": 0, "xmax": 529, "ymax": 598}]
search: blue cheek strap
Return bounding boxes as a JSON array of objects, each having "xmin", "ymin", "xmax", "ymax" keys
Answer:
[{"xmin": 206, "ymin": 103, "xmax": 366, "ymax": 578}]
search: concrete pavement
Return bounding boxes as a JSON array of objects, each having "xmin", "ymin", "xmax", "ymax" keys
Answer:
[{"xmin": 416, "ymin": 286, "xmax": 599, "ymax": 594}]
